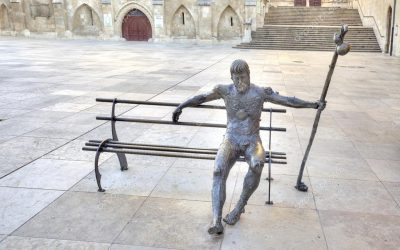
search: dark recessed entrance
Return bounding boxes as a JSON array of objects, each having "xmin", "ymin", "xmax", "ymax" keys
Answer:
[
  {"xmin": 122, "ymin": 9, "xmax": 152, "ymax": 41},
  {"xmin": 294, "ymin": 0, "xmax": 306, "ymax": 6},
  {"xmin": 309, "ymin": 0, "xmax": 322, "ymax": 6},
  {"xmin": 385, "ymin": 6, "xmax": 393, "ymax": 53}
]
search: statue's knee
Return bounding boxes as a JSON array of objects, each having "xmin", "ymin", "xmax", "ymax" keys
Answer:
[
  {"xmin": 250, "ymin": 161, "xmax": 264, "ymax": 174},
  {"xmin": 214, "ymin": 165, "xmax": 230, "ymax": 179},
  {"xmin": 213, "ymin": 168, "xmax": 222, "ymax": 177}
]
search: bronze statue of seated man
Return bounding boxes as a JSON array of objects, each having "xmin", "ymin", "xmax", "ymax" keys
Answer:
[{"xmin": 172, "ymin": 59, "xmax": 325, "ymax": 235}]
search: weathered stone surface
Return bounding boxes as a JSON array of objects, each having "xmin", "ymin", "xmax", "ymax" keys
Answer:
[
  {"xmin": 114, "ymin": 198, "xmax": 223, "ymax": 249},
  {"xmin": 0, "ymin": 236, "xmax": 110, "ymax": 250},
  {"xmin": 0, "ymin": 159, "xmax": 93, "ymax": 190},
  {"xmin": 221, "ymin": 205, "xmax": 327, "ymax": 250},
  {"xmin": 0, "ymin": 38, "xmax": 399, "ymax": 248},
  {"xmin": 320, "ymin": 210, "xmax": 400, "ymax": 250},
  {"xmin": 0, "ymin": 187, "xmax": 63, "ymax": 234},
  {"xmin": 13, "ymin": 192, "xmax": 145, "ymax": 243}
]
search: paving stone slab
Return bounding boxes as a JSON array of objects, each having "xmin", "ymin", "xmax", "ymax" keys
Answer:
[
  {"xmin": 115, "ymin": 197, "xmax": 223, "ymax": 249},
  {"xmin": 366, "ymin": 159, "xmax": 400, "ymax": 182},
  {"xmin": 233, "ymin": 173, "xmax": 315, "ymax": 209},
  {"xmin": 383, "ymin": 181, "xmax": 400, "ymax": 206},
  {"xmin": 0, "ymin": 156, "xmax": 31, "ymax": 178},
  {"xmin": 13, "ymin": 191, "xmax": 145, "ymax": 243},
  {"xmin": 307, "ymin": 155, "xmax": 378, "ymax": 181},
  {"xmin": 0, "ymin": 119, "xmax": 46, "ymax": 137},
  {"xmin": 41, "ymin": 102, "xmax": 95, "ymax": 113},
  {"xmin": 43, "ymin": 139, "xmax": 111, "ymax": 162},
  {"xmin": 299, "ymin": 138, "xmax": 362, "ymax": 159},
  {"xmin": 320, "ymin": 210, "xmax": 400, "ymax": 250},
  {"xmin": 221, "ymin": 205, "xmax": 327, "ymax": 250},
  {"xmin": 151, "ymin": 167, "xmax": 237, "ymax": 202},
  {"xmin": 110, "ymin": 244, "xmax": 173, "ymax": 250},
  {"xmin": 72, "ymin": 155, "xmax": 171, "ymax": 196},
  {"xmin": 24, "ymin": 123, "xmax": 94, "ymax": 140},
  {"xmin": 0, "ymin": 137, "xmax": 68, "ymax": 161},
  {"xmin": 12, "ymin": 110, "xmax": 74, "ymax": 123},
  {"xmin": 0, "ymin": 159, "xmax": 93, "ymax": 190},
  {"xmin": 0, "ymin": 187, "xmax": 63, "ymax": 234},
  {"xmin": 355, "ymin": 143, "xmax": 400, "ymax": 161},
  {"xmin": 0, "ymin": 236, "xmax": 110, "ymax": 250},
  {"xmin": 311, "ymin": 177, "xmax": 400, "ymax": 215}
]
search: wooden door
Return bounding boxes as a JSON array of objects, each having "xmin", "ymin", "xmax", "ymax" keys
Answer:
[
  {"xmin": 309, "ymin": 0, "xmax": 322, "ymax": 6},
  {"xmin": 294, "ymin": 0, "xmax": 306, "ymax": 6},
  {"xmin": 122, "ymin": 9, "xmax": 152, "ymax": 41}
]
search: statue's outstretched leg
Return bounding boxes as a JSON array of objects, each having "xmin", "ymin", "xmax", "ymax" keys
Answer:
[
  {"xmin": 224, "ymin": 141, "xmax": 264, "ymax": 225},
  {"xmin": 209, "ymin": 140, "xmax": 237, "ymax": 235}
]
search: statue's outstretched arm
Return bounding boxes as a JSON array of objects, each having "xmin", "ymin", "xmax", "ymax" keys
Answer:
[
  {"xmin": 264, "ymin": 87, "xmax": 323, "ymax": 109},
  {"xmin": 172, "ymin": 86, "xmax": 222, "ymax": 122}
]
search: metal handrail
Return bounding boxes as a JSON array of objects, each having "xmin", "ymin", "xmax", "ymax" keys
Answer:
[{"xmin": 354, "ymin": 0, "xmax": 385, "ymax": 38}]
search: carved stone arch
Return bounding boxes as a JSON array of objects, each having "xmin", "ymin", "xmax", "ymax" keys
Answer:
[
  {"xmin": 170, "ymin": 5, "xmax": 196, "ymax": 39},
  {"xmin": 217, "ymin": 5, "xmax": 243, "ymax": 40},
  {"xmin": 0, "ymin": 3, "xmax": 11, "ymax": 31},
  {"xmin": 71, "ymin": 1, "xmax": 103, "ymax": 23},
  {"xmin": 115, "ymin": 2, "xmax": 154, "ymax": 38},
  {"xmin": 72, "ymin": 3, "xmax": 103, "ymax": 36}
]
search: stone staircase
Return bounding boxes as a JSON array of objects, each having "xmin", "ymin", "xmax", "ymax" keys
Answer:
[{"xmin": 235, "ymin": 7, "xmax": 381, "ymax": 52}]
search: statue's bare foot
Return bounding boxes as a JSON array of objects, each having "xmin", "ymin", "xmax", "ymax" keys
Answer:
[
  {"xmin": 208, "ymin": 221, "xmax": 224, "ymax": 235},
  {"xmin": 223, "ymin": 207, "xmax": 245, "ymax": 225}
]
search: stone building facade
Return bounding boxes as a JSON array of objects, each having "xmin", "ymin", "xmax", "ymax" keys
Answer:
[
  {"xmin": 0, "ymin": 0, "xmax": 398, "ymax": 55},
  {"xmin": 0, "ymin": 0, "xmax": 267, "ymax": 42},
  {"xmin": 351, "ymin": 0, "xmax": 400, "ymax": 55}
]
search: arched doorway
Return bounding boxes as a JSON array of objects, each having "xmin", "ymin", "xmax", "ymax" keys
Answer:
[
  {"xmin": 385, "ymin": 6, "xmax": 392, "ymax": 53},
  {"xmin": 294, "ymin": 0, "xmax": 306, "ymax": 6},
  {"xmin": 122, "ymin": 9, "xmax": 152, "ymax": 41}
]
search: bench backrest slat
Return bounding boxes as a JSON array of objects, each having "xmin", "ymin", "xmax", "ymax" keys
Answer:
[
  {"xmin": 96, "ymin": 98, "xmax": 287, "ymax": 113},
  {"xmin": 96, "ymin": 116, "xmax": 287, "ymax": 132}
]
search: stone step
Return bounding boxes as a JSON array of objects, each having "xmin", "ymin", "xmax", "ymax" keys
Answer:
[
  {"xmin": 236, "ymin": 44, "xmax": 380, "ymax": 49},
  {"xmin": 248, "ymin": 41, "xmax": 380, "ymax": 45},
  {"xmin": 233, "ymin": 7, "xmax": 380, "ymax": 52},
  {"xmin": 265, "ymin": 6, "xmax": 362, "ymax": 26},
  {"xmin": 234, "ymin": 47, "xmax": 381, "ymax": 52}
]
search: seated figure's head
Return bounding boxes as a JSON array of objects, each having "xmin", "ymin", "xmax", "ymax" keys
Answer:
[{"xmin": 230, "ymin": 59, "xmax": 250, "ymax": 93}]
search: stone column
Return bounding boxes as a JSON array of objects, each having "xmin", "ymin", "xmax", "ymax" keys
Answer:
[
  {"xmin": 101, "ymin": 0, "xmax": 113, "ymax": 38},
  {"xmin": 197, "ymin": 0, "xmax": 212, "ymax": 40},
  {"xmin": 152, "ymin": 0, "xmax": 165, "ymax": 41},
  {"xmin": 306, "ymin": 0, "xmax": 310, "ymax": 7},
  {"xmin": 242, "ymin": 18, "xmax": 252, "ymax": 43},
  {"xmin": 245, "ymin": 0, "xmax": 257, "ymax": 31},
  {"xmin": 52, "ymin": 0, "xmax": 66, "ymax": 37},
  {"xmin": 9, "ymin": 0, "xmax": 25, "ymax": 33}
]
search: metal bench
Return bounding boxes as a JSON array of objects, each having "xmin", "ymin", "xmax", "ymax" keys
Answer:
[{"xmin": 82, "ymin": 98, "xmax": 287, "ymax": 204}]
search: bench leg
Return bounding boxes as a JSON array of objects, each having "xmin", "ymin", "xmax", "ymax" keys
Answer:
[
  {"xmin": 95, "ymin": 139, "xmax": 111, "ymax": 192},
  {"xmin": 111, "ymin": 98, "xmax": 128, "ymax": 171},
  {"xmin": 112, "ymin": 131, "xmax": 128, "ymax": 171}
]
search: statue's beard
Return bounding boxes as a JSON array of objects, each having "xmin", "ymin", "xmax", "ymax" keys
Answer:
[{"xmin": 236, "ymin": 83, "xmax": 249, "ymax": 93}]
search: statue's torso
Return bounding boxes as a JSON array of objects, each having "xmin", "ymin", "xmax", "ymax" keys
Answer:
[{"xmin": 221, "ymin": 84, "xmax": 265, "ymax": 138}]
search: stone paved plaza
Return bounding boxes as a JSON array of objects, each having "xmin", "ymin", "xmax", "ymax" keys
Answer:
[{"xmin": 0, "ymin": 38, "xmax": 399, "ymax": 249}]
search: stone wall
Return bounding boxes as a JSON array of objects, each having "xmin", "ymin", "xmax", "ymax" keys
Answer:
[
  {"xmin": 268, "ymin": 0, "xmax": 351, "ymax": 7},
  {"xmin": 0, "ymin": 0, "xmax": 398, "ymax": 56},
  {"xmin": 0, "ymin": 0, "xmax": 262, "ymax": 42},
  {"xmin": 352, "ymin": 0, "xmax": 399, "ymax": 56}
]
